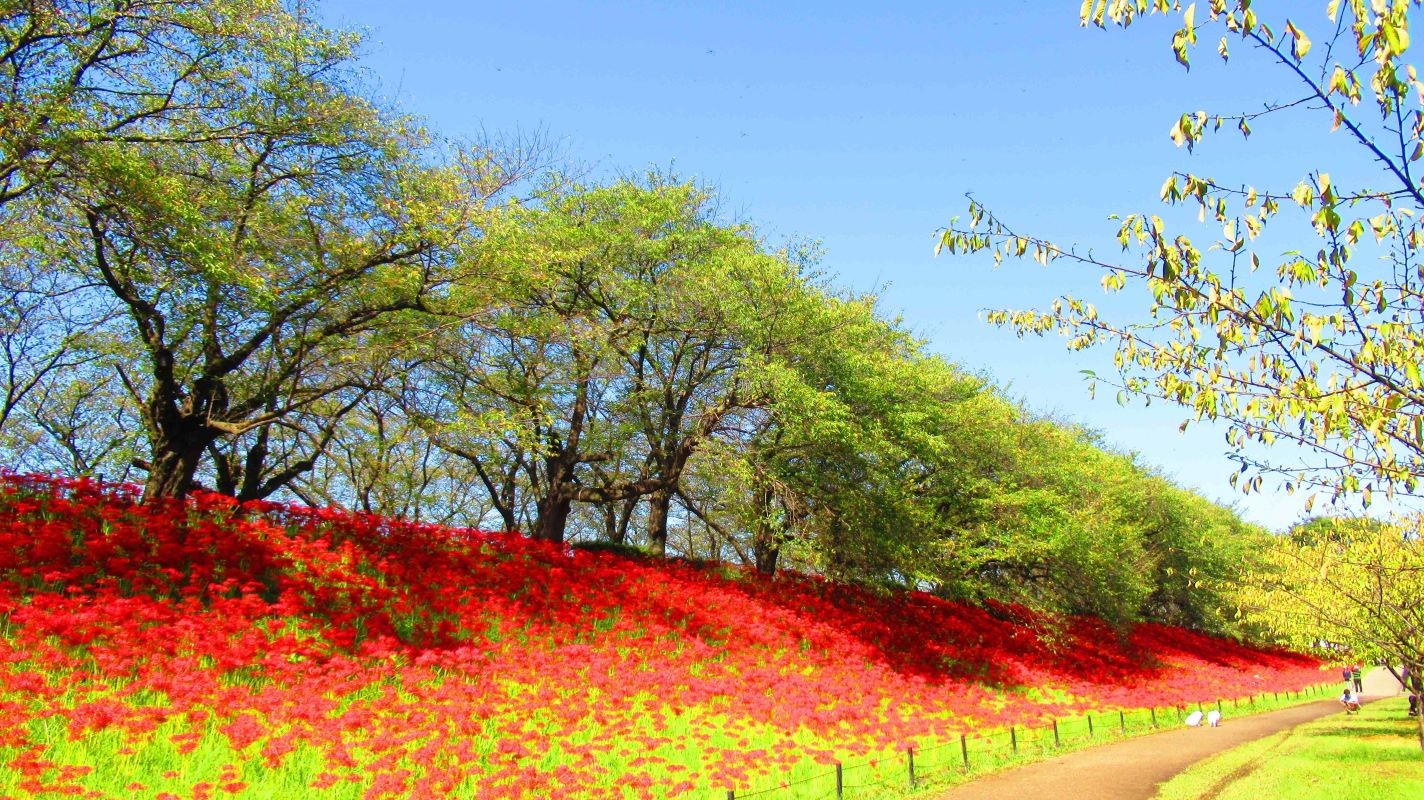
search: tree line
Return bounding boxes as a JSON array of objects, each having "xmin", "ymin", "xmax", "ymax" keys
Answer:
[{"xmin": 0, "ymin": 0, "xmax": 1265, "ymax": 629}]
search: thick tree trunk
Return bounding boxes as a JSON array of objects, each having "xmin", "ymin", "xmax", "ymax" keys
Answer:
[
  {"xmin": 753, "ymin": 540, "xmax": 780, "ymax": 574},
  {"xmin": 138, "ymin": 366, "xmax": 227, "ymax": 501},
  {"xmin": 645, "ymin": 488, "xmax": 673, "ymax": 557},
  {"xmin": 142, "ymin": 433, "xmax": 211, "ymax": 499},
  {"xmin": 533, "ymin": 448, "xmax": 577, "ymax": 544},
  {"xmin": 532, "ymin": 493, "xmax": 572, "ymax": 544}
]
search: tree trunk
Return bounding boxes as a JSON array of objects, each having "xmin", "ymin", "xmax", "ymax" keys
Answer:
[
  {"xmin": 138, "ymin": 365, "xmax": 226, "ymax": 501},
  {"xmin": 1410, "ymin": 669, "xmax": 1423, "ymax": 754},
  {"xmin": 753, "ymin": 539, "xmax": 780, "ymax": 574},
  {"xmin": 1416, "ymin": 693, "xmax": 1423, "ymax": 755},
  {"xmin": 750, "ymin": 482, "xmax": 781, "ymax": 575},
  {"xmin": 600, "ymin": 502, "xmax": 620, "ymax": 544},
  {"xmin": 645, "ymin": 488, "xmax": 673, "ymax": 557},
  {"xmin": 616, "ymin": 497, "xmax": 635, "ymax": 544},
  {"xmin": 531, "ymin": 493, "xmax": 571, "ymax": 543},
  {"xmin": 601, "ymin": 496, "xmax": 636, "ymax": 545},
  {"xmin": 142, "ymin": 433, "xmax": 211, "ymax": 499}
]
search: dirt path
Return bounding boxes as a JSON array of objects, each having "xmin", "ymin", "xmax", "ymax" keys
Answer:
[{"xmin": 933, "ymin": 669, "xmax": 1402, "ymax": 800}]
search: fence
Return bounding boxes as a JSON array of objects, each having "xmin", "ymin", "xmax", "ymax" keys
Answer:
[{"xmin": 721, "ymin": 683, "xmax": 1336, "ymax": 799}]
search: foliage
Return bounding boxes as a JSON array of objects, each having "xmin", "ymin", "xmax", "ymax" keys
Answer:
[
  {"xmin": 402, "ymin": 175, "xmax": 797, "ymax": 546},
  {"xmin": 0, "ymin": 0, "xmax": 1275, "ymax": 631},
  {"xmin": 0, "ymin": 472, "xmax": 1326, "ymax": 798},
  {"xmin": 1237, "ymin": 514, "xmax": 1424, "ymax": 750},
  {"xmin": 907, "ymin": 388, "xmax": 1264, "ymax": 629},
  {"xmin": 942, "ymin": 0, "xmax": 1424, "ymax": 508},
  {"xmin": 0, "ymin": 0, "xmax": 522, "ymax": 500}
]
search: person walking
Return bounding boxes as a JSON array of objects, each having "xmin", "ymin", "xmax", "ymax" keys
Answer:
[
  {"xmin": 1351, "ymin": 664, "xmax": 1364, "ymax": 693},
  {"xmin": 1342, "ymin": 664, "xmax": 1352, "ymax": 685}
]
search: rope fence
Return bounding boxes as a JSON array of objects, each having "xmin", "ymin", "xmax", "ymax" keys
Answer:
[{"xmin": 720, "ymin": 682, "xmax": 1336, "ymax": 799}]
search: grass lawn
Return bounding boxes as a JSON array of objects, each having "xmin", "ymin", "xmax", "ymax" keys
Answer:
[{"xmin": 1153, "ymin": 697, "xmax": 1424, "ymax": 800}]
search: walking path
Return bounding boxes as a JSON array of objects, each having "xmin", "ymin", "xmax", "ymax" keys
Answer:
[{"xmin": 933, "ymin": 668, "xmax": 1402, "ymax": 800}]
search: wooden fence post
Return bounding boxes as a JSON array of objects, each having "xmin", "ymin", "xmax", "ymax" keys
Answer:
[
  {"xmin": 1010, "ymin": 726, "xmax": 1017, "ymax": 753},
  {"xmin": 961, "ymin": 733, "xmax": 969, "ymax": 772},
  {"xmin": 908, "ymin": 746, "xmax": 916, "ymax": 788},
  {"xmin": 1052, "ymin": 719, "xmax": 1060, "ymax": 748},
  {"xmin": 1087, "ymin": 714, "xmax": 1094, "ymax": 739},
  {"xmin": 1119, "ymin": 709, "xmax": 1126, "ymax": 734},
  {"xmin": 1150, "ymin": 707, "xmax": 1157, "ymax": 728},
  {"xmin": 835, "ymin": 762, "xmax": 843, "ymax": 800}
]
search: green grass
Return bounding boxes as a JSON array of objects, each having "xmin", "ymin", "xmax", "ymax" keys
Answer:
[
  {"xmin": 1152, "ymin": 697, "xmax": 1424, "ymax": 800},
  {"xmin": 719, "ymin": 684, "xmax": 1340, "ymax": 800}
]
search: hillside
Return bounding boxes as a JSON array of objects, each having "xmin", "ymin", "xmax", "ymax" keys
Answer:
[{"xmin": 0, "ymin": 473, "xmax": 1324, "ymax": 799}]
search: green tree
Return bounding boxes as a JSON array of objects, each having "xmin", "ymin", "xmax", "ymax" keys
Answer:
[
  {"xmin": 414, "ymin": 177, "xmax": 799, "ymax": 546},
  {"xmin": 0, "ymin": 1, "xmax": 303, "ymax": 209},
  {"xmin": 1126, "ymin": 471, "xmax": 1267, "ymax": 631},
  {"xmin": 941, "ymin": 0, "xmax": 1424, "ymax": 508},
  {"xmin": 922, "ymin": 398, "xmax": 1156, "ymax": 624},
  {"xmin": 4, "ymin": 1, "xmax": 510, "ymax": 499},
  {"xmin": 690, "ymin": 290, "xmax": 982, "ymax": 582}
]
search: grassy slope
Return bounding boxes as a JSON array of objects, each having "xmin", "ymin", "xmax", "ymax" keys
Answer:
[
  {"xmin": 0, "ymin": 473, "xmax": 1331, "ymax": 799},
  {"xmin": 1153, "ymin": 698, "xmax": 1424, "ymax": 800}
]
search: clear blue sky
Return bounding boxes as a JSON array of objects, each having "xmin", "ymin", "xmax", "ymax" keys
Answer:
[{"xmin": 324, "ymin": 1, "xmax": 1398, "ymax": 531}]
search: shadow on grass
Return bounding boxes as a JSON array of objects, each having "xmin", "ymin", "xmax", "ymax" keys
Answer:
[{"xmin": 1306, "ymin": 724, "xmax": 1414, "ymax": 738}]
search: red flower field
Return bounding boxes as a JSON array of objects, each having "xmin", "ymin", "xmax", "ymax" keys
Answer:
[{"xmin": 0, "ymin": 472, "xmax": 1324, "ymax": 799}]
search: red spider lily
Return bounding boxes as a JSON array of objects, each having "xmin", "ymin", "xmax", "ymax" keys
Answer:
[{"xmin": 0, "ymin": 471, "xmax": 1324, "ymax": 798}]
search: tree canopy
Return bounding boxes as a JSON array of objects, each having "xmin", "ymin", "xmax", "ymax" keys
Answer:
[{"xmin": 0, "ymin": 0, "xmax": 1274, "ymax": 633}]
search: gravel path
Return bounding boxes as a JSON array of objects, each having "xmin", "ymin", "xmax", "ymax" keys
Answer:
[{"xmin": 932, "ymin": 668, "xmax": 1402, "ymax": 800}]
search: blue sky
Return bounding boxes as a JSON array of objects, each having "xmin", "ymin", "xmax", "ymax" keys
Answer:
[{"xmin": 324, "ymin": 1, "xmax": 1394, "ymax": 531}]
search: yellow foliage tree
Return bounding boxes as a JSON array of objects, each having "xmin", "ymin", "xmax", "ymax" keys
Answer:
[{"xmin": 1239, "ymin": 515, "xmax": 1424, "ymax": 751}]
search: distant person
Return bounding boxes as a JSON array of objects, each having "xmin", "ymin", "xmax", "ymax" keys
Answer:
[
  {"xmin": 1206, "ymin": 709, "xmax": 1222, "ymax": 727},
  {"xmin": 1342, "ymin": 664, "xmax": 1352, "ymax": 685},
  {"xmin": 1184, "ymin": 710, "xmax": 1203, "ymax": 727},
  {"xmin": 1409, "ymin": 693, "xmax": 1419, "ymax": 717},
  {"xmin": 1339, "ymin": 688, "xmax": 1361, "ymax": 714},
  {"xmin": 1352, "ymin": 664, "xmax": 1364, "ymax": 693}
]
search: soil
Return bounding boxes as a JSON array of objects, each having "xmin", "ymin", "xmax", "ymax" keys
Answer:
[{"xmin": 931, "ymin": 668, "xmax": 1404, "ymax": 800}]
